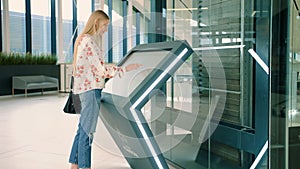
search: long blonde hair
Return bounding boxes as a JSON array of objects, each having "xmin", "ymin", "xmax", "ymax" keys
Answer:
[
  {"xmin": 81, "ymin": 10, "xmax": 109, "ymax": 35},
  {"xmin": 72, "ymin": 10, "xmax": 109, "ymax": 70}
]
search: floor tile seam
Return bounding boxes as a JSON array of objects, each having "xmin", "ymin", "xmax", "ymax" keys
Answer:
[{"xmin": 0, "ymin": 145, "xmax": 31, "ymax": 159}]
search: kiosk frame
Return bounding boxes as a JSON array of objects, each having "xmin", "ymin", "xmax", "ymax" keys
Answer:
[{"xmin": 100, "ymin": 40, "xmax": 194, "ymax": 169}]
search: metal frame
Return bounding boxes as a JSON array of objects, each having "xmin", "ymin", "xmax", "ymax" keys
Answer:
[
  {"xmin": 100, "ymin": 40, "xmax": 194, "ymax": 169},
  {"xmin": 0, "ymin": 0, "xmax": 2, "ymax": 52},
  {"xmin": 136, "ymin": 10, "xmax": 140, "ymax": 45},
  {"xmin": 51, "ymin": 0, "xmax": 56, "ymax": 55},
  {"xmin": 72, "ymin": 0, "xmax": 77, "ymax": 48},
  {"xmin": 122, "ymin": 0, "xmax": 127, "ymax": 57},
  {"xmin": 25, "ymin": 0, "xmax": 32, "ymax": 53},
  {"xmin": 108, "ymin": 0, "xmax": 113, "ymax": 62}
]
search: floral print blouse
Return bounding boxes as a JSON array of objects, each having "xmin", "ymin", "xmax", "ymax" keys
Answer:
[{"xmin": 73, "ymin": 34, "xmax": 124, "ymax": 94}]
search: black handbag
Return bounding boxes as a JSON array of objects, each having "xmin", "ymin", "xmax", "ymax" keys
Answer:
[{"xmin": 63, "ymin": 76, "xmax": 81, "ymax": 114}]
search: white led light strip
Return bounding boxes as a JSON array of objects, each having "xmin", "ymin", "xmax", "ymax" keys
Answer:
[
  {"xmin": 248, "ymin": 49, "xmax": 269, "ymax": 75},
  {"xmin": 250, "ymin": 140, "xmax": 269, "ymax": 169},
  {"xmin": 129, "ymin": 48, "xmax": 188, "ymax": 169}
]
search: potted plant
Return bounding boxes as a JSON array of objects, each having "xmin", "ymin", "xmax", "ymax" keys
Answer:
[{"xmin": 0, "ymin": 52, "xmax": 60, "ymax": 96}]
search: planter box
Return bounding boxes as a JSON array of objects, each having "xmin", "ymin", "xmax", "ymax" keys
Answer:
[{"xmin": 0, "ymin": 65, "xmax": 60, "ymax": 96}]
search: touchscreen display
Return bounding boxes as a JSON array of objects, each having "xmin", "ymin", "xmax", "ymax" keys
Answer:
[{"xmin": 103, "ymin": 50, "xmax": 170, "ymax": 97}]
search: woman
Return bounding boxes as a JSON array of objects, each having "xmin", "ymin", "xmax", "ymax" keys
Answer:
[{"xmin": 69, "ymin": 10, "xmax": 141, "ymax": 169}]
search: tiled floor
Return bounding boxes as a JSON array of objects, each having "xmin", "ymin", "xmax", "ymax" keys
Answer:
[{"xmin": 0, "ymin": 92, "xmax": 130, "ymax": 169}]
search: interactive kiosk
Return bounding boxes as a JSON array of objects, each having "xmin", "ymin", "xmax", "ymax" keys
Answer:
[{"xmin": 100, "ymin": 40, "xmax": 194, "ymax": 169}]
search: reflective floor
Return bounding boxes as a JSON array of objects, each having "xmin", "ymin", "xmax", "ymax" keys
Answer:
[{"xmin": 0, "ymin": 92, "xmax": 130, "ymax": 169}]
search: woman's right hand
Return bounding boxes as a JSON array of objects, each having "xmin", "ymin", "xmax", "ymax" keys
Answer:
[{"xmin": 125, "ymin": 63, "xmax": 143, "ymax": 72}]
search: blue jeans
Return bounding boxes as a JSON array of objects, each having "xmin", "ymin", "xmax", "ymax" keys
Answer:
[{"xmin": 69, "ymin": 89, "xmax": 102, "ymax": 168}]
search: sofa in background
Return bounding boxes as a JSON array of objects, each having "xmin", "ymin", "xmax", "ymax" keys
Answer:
[{"xmin": 12, "ymin": 75, "xmax": 59, "ymax": 97}]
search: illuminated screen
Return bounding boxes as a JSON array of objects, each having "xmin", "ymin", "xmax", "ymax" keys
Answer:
[{"xmin": 103, "ymin": 50, "xmax": 171, "ymax": 97}]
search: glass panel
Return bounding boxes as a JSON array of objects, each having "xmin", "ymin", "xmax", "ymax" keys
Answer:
[
  {"xmin": 166, "ymin": 0, "xmax": 193, "ymax": 45},
  {"xmin": 9, "ymin": 0, "xmax": 26, "ymax": 53},
  {"xmin": 135, "ymin": 11, "xmax": 149, "ymax": 45},
  {"xmin": 164, "ymin": 0, "xmax": 270, "ymax": 168},
  {"xmin": 286, "ymin": 1, "xmax": 300, "ymax": 169},
  {"xmin": 132, "ymin": 9, "xmax": 137, "ymax": 46},
  {"xmin": 105, "ymin": 1, "xmax": 150, "ymax": 62},
  {"xmin": 270, "ymin": 0, "xmax": 290, "ymax": 168},
  {"xmin": 166, "ymin": 58, "xmax": 195, "ymax": 112},
  {"xmin": 139, "ymin": 13, "xmax": 146, "ymax": 44},
  {"xmin": 77, "ymin": 0, "xmax": 91, "ymax": 34},
  {"xmin": 31, "ymin": 0, "xmax": 51, "ymax": 55},
  {"xmin": 289, "ymin": 2, "xmax": 300, "ymax": 127},
  {"xmin": 197, "ymin": 0, "xmax": 255, "ymax": 168},
  {"xmin": 62, "ymin": 0, "xmax": 73, "ymax": 63},
  {"xmin": 103, "ymin": 3, "xmax": 109, "ymax": 62},
  {"xmin": 135, "ymin": 0, "xmax": 144, "ymax": 7},
  {"xmin": 144, "ymin": 0, "xmax": 150, "ymax": 13},
  {"xmin": 145, "ymin": 17, "xmax": 150, "ymax": 43},
  {"xmin": 112, "ymin": 0, "xmax": 123, "ymax": 62},
  {"xmin": 141, "ymin": 53, "xmax": 205, "ymax": 168}
]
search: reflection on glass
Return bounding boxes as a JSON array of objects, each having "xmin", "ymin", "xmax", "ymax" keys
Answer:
[
  {"xmin": 31, "ymin": 0, "xmax": 51, "ymax": 55},
  {"xmin": 140, "ymin": 55, "xmax": 202, "ymax": 168},
  {"xmin": 290, "ymin": 58, "xmax": 300, "ymax": 127},
  {"xmin": 139, "ymin": 14, "xmax": 147, "ymax": 44},
  {"xmin": 166, "ymin": 0, "xmax": 193, "ymax": 45},
  {"xmin": 164, "ymin": 0, "xmax": 264, "ymax": 168},
  {"xmin": 167, "ymin": 59, "xmax": 194, "ymax": 112},
  {"xmin": 165, "ymin": 59, "xmax": 196, "ymax": 141},
  {"xmin": 9, "ymin": 0, "xmax": 26, "ymax": 53},
  {"xmin": 289, "ymin": 7, "xmax": 300, "ymax": 127},
  {"xmin": 62, "ymin": 0, "xmax": 73, "ymax": 63},
  {"xmin": 112, "ymin": 0, "xmax": 124, "ymax": 62},
  {"xmin": 288, "ymin": 8, "xmax": 300, "ymax": 169}
]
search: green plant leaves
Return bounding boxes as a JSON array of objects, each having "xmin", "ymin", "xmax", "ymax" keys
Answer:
[{"xmin": 0, "ymin": 52, "xmax": 57, "ymax": 65}]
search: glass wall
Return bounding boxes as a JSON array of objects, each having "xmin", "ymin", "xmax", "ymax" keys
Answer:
[
  {"xmin": 158, "ymin": 0, "xmax": 299, "ymax": 168},
  {"xmin": 166, "ymin": 0, "xmax": 194, "ymax": 44},
  {"xmin": 139, "ymin": 12, "xmax": 148, "ymax": 44},
  {"xmin": 132, "ymin": 8, "xmax": 137, "ymax": 46},
  {"xmin": 77, "ymin": 0, "xmax": 91, "ymax": 34},
  {"xmin": 111, "ymin": 0, "xmax": 123, "ymax": 62},
  {"xmin": 287, "ymin": 2, "xmax": 300, "ymax": 166},
  {"xmin": 31, "ymin": 0, "xmax": 51, "ymax": 55},
  {"xmin": 61, "ymin": 0, "xmax": 73, "ymax": 62},
  {"xmin": 157, "ymin": 0, "xmax": 271, "ymax": 168},
  {"xmin": 8, "ymin": 0, "xmax": 26, "ymax": 53},
  {"xmin": 289, "ymin": 0, "xmax": 300, "ymax": 128},
  {"xmin": 2, "ymin": 0, "xmax": 152, "ymax": 63},
  {"xmin": 273, "ymin": 0, "xmax": 300, "ymax": 169},
  {"xmin": 100, "ymin": 0, "xmax": 150, "ymax": 63}
]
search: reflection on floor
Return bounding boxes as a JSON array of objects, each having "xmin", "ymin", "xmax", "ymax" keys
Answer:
[
  {"xmin": 0, "ymin": 92, "xmax": 269, "ymax": 169},
  {"xmin": 0, "ymin": 92, "xmax": 130, "ymax": 169}
]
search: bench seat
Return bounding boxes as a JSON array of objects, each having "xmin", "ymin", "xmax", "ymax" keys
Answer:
[{"xmin": 12, "ymin": 75, "xmax": 59, "ymax": 96}]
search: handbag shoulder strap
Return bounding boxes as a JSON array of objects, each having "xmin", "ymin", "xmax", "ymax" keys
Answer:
[{"xmin": 70, "ymin": 76, "xmax": 74, "ymax": 90}]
